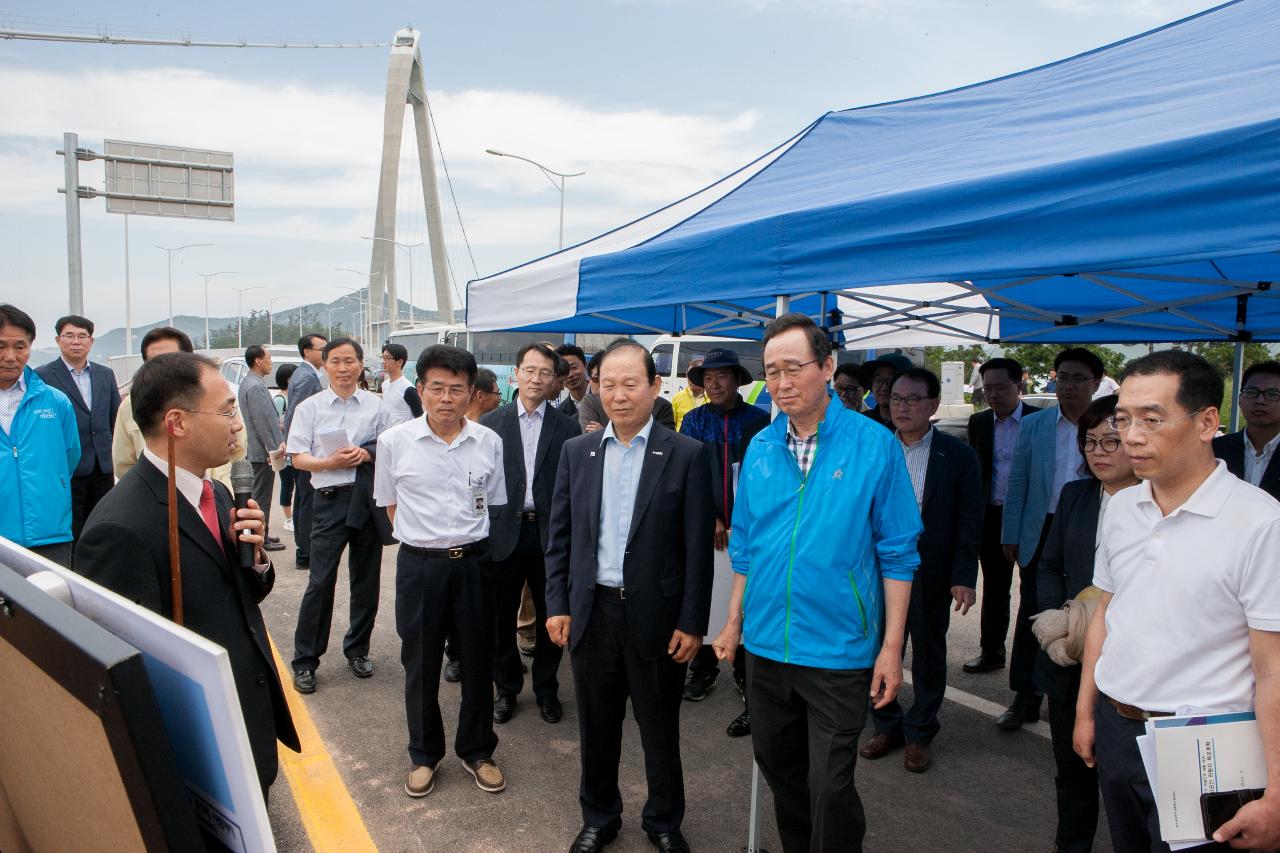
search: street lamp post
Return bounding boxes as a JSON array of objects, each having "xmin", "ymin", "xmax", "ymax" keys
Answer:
[
  {"xmin": 362, "ymin": 236, "xmax": 424, "ymax": 327},
  {"xmin": 157, "ymin": 243, "xmax": 214, "ymax": 326},
  {"xmin": 231, "ymin": 285, "xmax": 264, "ymax": 349},
  {"xmin": 198, "ymin": 271, "xmax": 236, "ymax": 350},
  {"xmin": 266, "ymin": 296, "xmax": 289, "ymax": 346},
  {"xmin": 337, "ymin": 268, "xmax": 384, "ymax": 345},
  {"xmin": 485, "ymin": 149, "xmax": 584, "ymax": 250},
  {"xmin": 334, "ymin": 286, "xmax": 365, "ymax": 346}
]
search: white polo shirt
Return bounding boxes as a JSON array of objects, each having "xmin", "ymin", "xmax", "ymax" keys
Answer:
[
  {"xmin": 373, "ymin": 416, "xmax": 506, "ymax": 548},
  {"xmin": 1093, "ymin": 460, "xmax": 1280, "ymax": 712},
  {"xmin": 380, "ymin": 374, "xmax": 415, "ymax": 429}
]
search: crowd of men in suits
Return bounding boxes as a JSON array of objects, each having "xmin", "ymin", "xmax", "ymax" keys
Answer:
[{"xmin": 8, "ymin": 297, "xmax": 1280, "ymax": 852}]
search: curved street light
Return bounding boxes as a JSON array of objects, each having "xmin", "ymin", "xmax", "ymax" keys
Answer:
[
  {"xmin": 198, "ymin": 271, "xmax": 236, "ymax": 350},
  {"xmin": 362, "ymin": 236, "xmax": 424, "ymax": 326},
  {"xmin": 485, "ymin": 149, "xmax": 584, "ymax": 250},
  {"xmin": 157, "ymin": 242, "xmax": 214, "ymax": 326}
]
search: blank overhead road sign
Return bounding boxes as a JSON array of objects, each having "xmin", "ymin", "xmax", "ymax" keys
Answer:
[{"xmin": 103, "ymin": 140, "xmax": 235, "ymax": 221}]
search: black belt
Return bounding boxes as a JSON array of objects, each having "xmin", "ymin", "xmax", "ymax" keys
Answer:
[
  {"xmin": 521, "ymin": 510, "xmax": 538, "ymax": 523},
  {"xmin": 316, "ymin": 484, "xmax": 355, "ymax": 498},
  {"xmin": 401, "ymin": 541, "xmax": 484, "ymax": 560},
  {"xmin": 595, "ymin": 584, "xmax": 626, "ymax": 600}
]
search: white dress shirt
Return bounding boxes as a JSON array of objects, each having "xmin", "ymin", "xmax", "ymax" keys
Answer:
[
  {"xmin": 1243, "ymin": 430, "xmax": 1280, "ymax": 488},
  {"xmin": 897, "ymin": 427, "xmax": 934, "ymax": 510},
  {"xmin": 990, "ymin": 405, "xmax": 1025, "ymax": 505},
  {"xmin": 596, "ymin": 417, "xmax": 654, "ymax": 588},
  {"xmin": 62, "ymin": 358, "xmax": 92, "ymax": 408},
  {"xmin": 517, "ymin": 398, "xmax": 546, "ymax": 510},
  {"xmin": 285, "ymin": 388, "xmax": 383, "ymax": 488},
  {"xmin": 380, "ymin": 374, "xmax": 415, "ymax": 429},
  {"xmin": 142, "ymin": 447, "xmax": 207, "ymax": 512},
  {"xmin": 1050, "ymin": 410, "xmax": 1085, "ymax": 512},
  {"xmin": 374, "ymin": 416, "xmax": 507, "ymax": 548},
  {"xmin": 1093, "ymin": 461, "xmax": 1280, "ymax": 712},
  {"xmin": 0, "ymin": 373, "xmax": 26, "ymax": 434}
]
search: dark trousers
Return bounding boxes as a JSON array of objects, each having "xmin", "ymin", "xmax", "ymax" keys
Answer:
[
  {"xmin": 395, "ymin": 545, "xmax": 498, "ymax": 767},
  {"xmin": 1094, "ymin": 696, "xmax": 1231, "ymax": 853},
  {"xmin": 978, "ymin": 505, "xmax": 1015, "ymax": 658},
  {"xmin": 70, "ymin": 466, "xmax": 114, "ymax": 545},
  {"xmin": 748, "ymin": 652, "xmax": 871, "ymax": 853},
  {"xmin": 291, "ymin": 486, "xmax": 382, "ymax": 671},
  {"xmin": 29, "ymin": 540, "xmax": 72, "ymax": 567},
  {"xmin": 251, "ymin": 461, "xmax": 275, "ymax": 537},
  {"xmin": 1047, "ymin": 682, "xmax": 1099, "ymax": 853},
  {"xmin": 571, "ymin": 590, "xmax": 688, "ymax": 834},
  {"xmin": 493, "ymin": 518, "xmax": 562, "ymax": 700},
  {"xmin": 278, "ymin": 465, "xmax": 296, "ymax": 508},
  {"xmin": 1009, "ymin": 514, "xmax": 1052, "ymax": 708},
  {"xmin": 871, "ymin": 573, "xmax": 951, "ymax": 745},
  {"xmin": 294, "ymin": 469, "xmax": 314, "ymax": 563}
]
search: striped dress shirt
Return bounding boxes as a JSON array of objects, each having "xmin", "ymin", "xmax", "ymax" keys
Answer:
[{"xmin": 897, "ymin": 426, "xmax": 934, "ymax": 510}]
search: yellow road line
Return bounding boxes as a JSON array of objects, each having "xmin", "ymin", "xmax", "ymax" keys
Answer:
[{"xmin": 269, "ymin": 637, "xmax": 378, "ymax": 852}]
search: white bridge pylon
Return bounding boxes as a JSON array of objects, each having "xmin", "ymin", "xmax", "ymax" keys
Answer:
[{"xmin": 369, "ymin": 28, "xmax": 452, "ymax": 342}]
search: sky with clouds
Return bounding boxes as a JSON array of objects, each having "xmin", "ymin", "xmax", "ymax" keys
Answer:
[{"xmin": 0, "ymin": 0, "xmax": 1220, "ymax": 344}]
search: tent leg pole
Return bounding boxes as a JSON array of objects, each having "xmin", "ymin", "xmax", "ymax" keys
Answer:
[{"xmin": 1230, "ymin": 342, "xmax": 1245, "ymax": 432}]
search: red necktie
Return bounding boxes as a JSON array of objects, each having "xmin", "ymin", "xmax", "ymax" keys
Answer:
[{"xmin": 199, "ymin": 480, "xmax": 224, "ymax": 547}]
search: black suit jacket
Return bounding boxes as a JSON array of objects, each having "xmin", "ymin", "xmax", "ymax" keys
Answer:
[
  {"xmin": 74, "ymin": 458, "xmax": 300, "ymax": 789},
  {"xmin": 918, "ymin": 429, "xmax": 983, "ymax": 590},
  {"xmin": 966, "ymin": 401, "xmax": 1041, "ymax": 506},
  {"xmin": 1034, "ymin": 477, "xmax": 1103, "ymax": 700},
  {"xmin": 481, "ymin": 400, "xmax": 582, "ymax": 562},
  {"xmin": 36, "ymin": 359, "xmax": 120, "ymax": 476},
  {"xmin": 1214, "ymin": 430, "xmax": 1280, "ymax": 502},
  {"xmin": 544, "ymin": 422, "xmax": 714, "ymax": 659}
]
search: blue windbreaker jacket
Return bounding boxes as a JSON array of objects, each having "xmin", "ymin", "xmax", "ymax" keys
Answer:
[
  {"xmin": 729, "ymin": 395, "xmax": 922, "ymax": 670},
  {"xmin": 0, "ymin": 367, "xmax": 80, "ymax": 547}
]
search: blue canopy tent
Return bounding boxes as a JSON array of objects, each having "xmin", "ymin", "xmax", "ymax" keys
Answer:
[{"xmin": 467, "ymin": 0, "xmax": 1280, "ymax": 347}]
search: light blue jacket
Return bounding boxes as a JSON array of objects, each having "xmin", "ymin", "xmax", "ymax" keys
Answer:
[
  {"xmin": 0, "ymin": 367, "xmax": 80, "ymax": 547},
  {"xmin": 1000, "ymin": 405, "xmax": 1069, "ymax": 560},
  {"xmin": 730, "ymin": 395, "xmax": 922, "ymax": 670}
]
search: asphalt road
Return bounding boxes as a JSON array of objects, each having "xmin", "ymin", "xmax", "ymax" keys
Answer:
[{"xmin": 257, "ymin": 525, "xmax": 1112, "ymax": 853}]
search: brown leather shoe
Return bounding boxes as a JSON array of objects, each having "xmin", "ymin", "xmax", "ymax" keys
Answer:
[
  {"xmin": 904, "ymin": 742, "xmax": 931, "ymax": 773},
  {"xmin": 858, "ymin": 732, "xmax": 905, "ymax": 760},
  {"xmin": 462, "ymin": 757, "xmax": 506, "ymax": 793},
  {"xmin": 405, "ymin": 764, "xmax": 435, "ymax": 797}
]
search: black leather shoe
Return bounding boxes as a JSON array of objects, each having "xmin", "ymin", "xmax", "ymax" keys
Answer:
[
  {"xmin": 646, "ymin": 829, "xmax": 691, "ymax": 853},
  {"xmin": 293, "ymin": 669, "xmax": 317, "ymax": 694},
  {"xmin": 996, "ymin": 701, "xmax": 1041, "ymax": 731},
  {"xmin": 263, "ymin": 539, "xmax": 286, "ymax": 552},
  {"xmin": 962, "ymin": 652, "xmax": 1006, "ymax": 673},
  {"xmin": 493, "ymin": 693, "xmax": 516, "ymax": 724},
  {"xmin": 294, "ymin": 560, "xmax": 310, "ymax": 571},
  {"xmin": 443, "ymin": 659, "xmax": 461, "ymax": 683},
  {"xmin": 348, "ymin": 656, "xmax": 373, "ymax": 678},
  {"xmin": 570, "ymin": 825, "xmax": 618, "ymax": 853},
  {"xmin": 539, "ymin": 695, "xmax": 563, "ymax": 724},
  {"xmin": 726, "ymin": 710, "xmax": 751, "ymax": 737}
]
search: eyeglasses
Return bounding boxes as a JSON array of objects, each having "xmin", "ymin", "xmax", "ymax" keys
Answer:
[
  {"xmin": 519, "ymin": 367, "xmax": 554, "ymax": 379},
  {"xmin": 59, "ymin": 332, "xmax": 91, "ymax": 342},
  {"xmin": 181, "ymin": 406, "xmax": 239, "ymax": 420},
  {"xmin": 475, "ymin": 387, "xmax": 499, "ymax": 397},
  {"xmin": 889, "ymin": 394, "xmax": 929, "ymax": 406},
  {"xmin": 1055, "ymin": 373, "xmax": 1096, "ymax": 386},
  {"xmin": 834, "ymin": 386, "xmax": 863, "ymax": 398},
  {"xmin": 1241, "ymin": 388, "xmax": 1280, "ymax": 402},
  {"xmin": 1108, "ymin": 409, "xmax": 1204, "ymax": 434},
  {"xmin": 1081, "ymin": 435, "xmax": 1122, "ymax": 454},
  {"xmin": 764, "ymin": 359, "xmax": 818, "ymax": 382}
]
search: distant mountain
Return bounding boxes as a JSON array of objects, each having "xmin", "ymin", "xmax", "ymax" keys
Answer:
[{"xmin": 85, "ymin": 293, "xmax": 451, "ymax": 360}]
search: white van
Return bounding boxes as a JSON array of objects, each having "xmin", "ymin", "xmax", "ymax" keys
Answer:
[{"xmin": 648, "ymin": 335, "xmax": 765, "ymax": 400}]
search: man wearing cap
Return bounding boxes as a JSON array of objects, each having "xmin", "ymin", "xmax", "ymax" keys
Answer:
[
  {"xmin": 678, "ymin": 348, "xmax": 770, "ymax": 736},
  {"xmin": 670, "ymin": 360, "xmax": 707, "ymax": 431},
  {"xmin": 859, "ymin": 354, "xmax": 912, "ymax": 430}
]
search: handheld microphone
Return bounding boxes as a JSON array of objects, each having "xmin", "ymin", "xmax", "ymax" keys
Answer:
[{"xmin": 229, "ymin": 460, "xmax": 256, "ymax": 569}]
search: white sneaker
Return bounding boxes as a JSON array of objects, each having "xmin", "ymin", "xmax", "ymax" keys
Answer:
[{"xmin": 283, "ymin": 518, "xmax": 295, "ymax": 533}]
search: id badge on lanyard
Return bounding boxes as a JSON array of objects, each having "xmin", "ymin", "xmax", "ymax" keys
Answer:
[{"xmin": 470, "ymin": 472, "xmax": 489, "ymax": 516}]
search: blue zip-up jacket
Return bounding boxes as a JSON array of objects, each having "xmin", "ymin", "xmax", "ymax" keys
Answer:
[
  {"xmin": 729, "ymin": 394, "xmax": 922, "ymax": 670},
  {"xmin": 0, "ymin": 366, "xmax": 80, "ymax": 547}
]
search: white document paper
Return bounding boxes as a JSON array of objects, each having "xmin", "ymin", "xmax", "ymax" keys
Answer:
[
  {"xmin": 1150, "ymin": 712, "xmax": 1266, "ymax": 843},
  {"xmin": 317, "ymin": 428, "xmax": 352, "ymax": 456},
  {"xmin": 1137, "ymin": 733, "xmax": 1204, "ymax": 850}
]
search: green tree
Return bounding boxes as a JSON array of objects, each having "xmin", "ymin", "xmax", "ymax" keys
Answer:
[
  {"xmin": 1001, "ymin": 343, "xmax": 1127, "ymax": 389},
  {"xmin": 924, "ymin": 344, "xmax": 988, "ymax": 379},
  {"xmin": 206, "ymin": 309, "xmax": 342, "ymax": 350}
]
